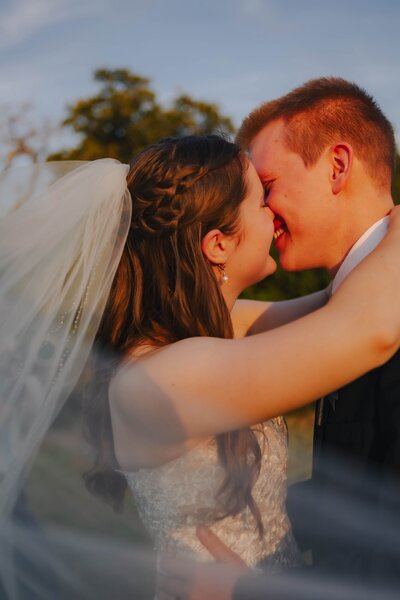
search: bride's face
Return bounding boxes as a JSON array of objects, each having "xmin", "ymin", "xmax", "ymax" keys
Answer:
[{"xmin": 228, "ymin": 161, "xmax": 277, "ymax": 290}]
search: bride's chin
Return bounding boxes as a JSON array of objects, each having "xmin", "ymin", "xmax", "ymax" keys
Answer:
[
  {"xmin": 264, "ymin": 256, "xmax": 277, "ymax": 278},
  {"xmin": 248, "ymin": 260, "xmax": 277, "ymax": 287}
]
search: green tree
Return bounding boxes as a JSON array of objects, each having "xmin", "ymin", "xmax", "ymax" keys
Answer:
[
  {"xmin": 242, "ymin": 260, "xmax": 330, "ymax": 301},
  {"xmin": 48, "ymin": 68, "xmax": 234, "ymax": 162},
  {"xmin": 392, "ymin": 153, "xmax": 400, "ymax": 205}
]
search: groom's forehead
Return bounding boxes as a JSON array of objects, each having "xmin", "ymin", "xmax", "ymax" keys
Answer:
[
  {"xmin": 250, "ymin": 121, "xmax": 288, "ymax": 157},
  {"xmin": 249, "ymin": 121, "xmax": 291, "ymax": 176}
]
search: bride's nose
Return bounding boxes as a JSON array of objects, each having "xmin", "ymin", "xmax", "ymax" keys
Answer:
[{"xmin": 265, "ymin": 207, "xmax": 275, "ymax": 220}]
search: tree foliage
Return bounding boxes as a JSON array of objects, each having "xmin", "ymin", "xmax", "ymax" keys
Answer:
[
  {"xmin": 392, "ymin": 154, "xmax": 400, "ymax": 206},
  {"xmin": 241, "ymin": 258, "xmax": 330, "ymax": 301},
  {"xmin": 48, "ymin": 68, "xmax": 234, "ymax": 162}
]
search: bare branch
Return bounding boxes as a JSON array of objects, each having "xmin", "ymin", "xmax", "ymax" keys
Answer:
[{"xmin": 0, "ymin": 104, "xmax": 59, "ymax": 171}]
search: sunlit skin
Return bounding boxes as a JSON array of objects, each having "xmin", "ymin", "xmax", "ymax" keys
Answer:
[
  {"xmin": 249, "ymin": 119, "xmax": 394, "ymax": 274},
  {"xmin": 203, "ymin": 160, "xmax": 277, "ymax": 311}
]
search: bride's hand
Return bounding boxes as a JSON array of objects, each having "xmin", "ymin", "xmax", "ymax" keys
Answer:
[
  {"xmin": 156, "ymin": 554, "xmax": 248, "ymax": 600},
  {"xmin": 156, "ymin": 529, "xmax": 248, "ymax": 600}
]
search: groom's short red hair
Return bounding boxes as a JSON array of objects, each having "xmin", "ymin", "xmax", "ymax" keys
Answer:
[{"xmin": 236, "ymin": 77, "xmax": 396, "ymax": 190}]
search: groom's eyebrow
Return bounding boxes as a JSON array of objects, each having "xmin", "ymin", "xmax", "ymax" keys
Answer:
[
  {"xmin": 261, "ymin": 176, "xmax": 274, "ymax": 185},
  {"xmin": 257, "ymin": 169, "xmax": 273, "ymax": 181}
]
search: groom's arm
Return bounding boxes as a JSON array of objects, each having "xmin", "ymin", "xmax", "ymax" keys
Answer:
[
  {"xmin": 371, "ymin": 349, "xmax": 400, "ymax": 582},
  {"xmin": 232, "ymin": 287, "xmax": 331, "ymax": 338}
]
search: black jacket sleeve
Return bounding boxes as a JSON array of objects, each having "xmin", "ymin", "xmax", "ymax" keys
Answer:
[{"xmin": 369, "ymin": 349, "xmax": 400, "ymax": 585}]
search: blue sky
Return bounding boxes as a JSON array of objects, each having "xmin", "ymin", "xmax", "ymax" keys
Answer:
[{"xmin": 1, "ymin": 0, "xmax": 400, "ymax": 150}]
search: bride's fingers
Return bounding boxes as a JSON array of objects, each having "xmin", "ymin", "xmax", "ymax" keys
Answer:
[
  {"xmin": 156, "ymin": 557, "xmax": 243, "ymax": 600},
  {"xmin": 156, "ymin": 571, "xmax": 189, "ymax": 599},
  {"xmin": 156, "ymin": 557, "xmax": 193, "ymax": 599},
  {"xmin": 196, "ymin": 526, "xmax": 248, "ymax": 567},
  {"xmin": 158, "ymin": 553, "xmax": 195, "ymax": 580}
]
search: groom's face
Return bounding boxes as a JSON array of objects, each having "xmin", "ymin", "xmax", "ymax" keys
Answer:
[{"xmin": 250, "ymin": 119, "xmax": 339, "ymax": 271}]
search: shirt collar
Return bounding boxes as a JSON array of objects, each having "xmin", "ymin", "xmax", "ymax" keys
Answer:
[{"xmin": 331, "ymin": 217, "xmax": 389, "ymax": 295}]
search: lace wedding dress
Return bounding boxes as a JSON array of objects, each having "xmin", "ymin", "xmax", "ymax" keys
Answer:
[{"xmin": 124, "ymin": 416, "xmax": 302, "ymax": 570}]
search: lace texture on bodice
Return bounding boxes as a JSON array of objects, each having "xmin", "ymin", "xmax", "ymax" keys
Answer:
[{"xmin": 124, "ymin": 417, "xmax": 301, "ymax": 569}]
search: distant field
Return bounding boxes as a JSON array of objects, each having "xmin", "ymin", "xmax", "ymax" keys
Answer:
[{"xmin": 286, "ymin": 405, "xmax": 315, "ymax": 483}]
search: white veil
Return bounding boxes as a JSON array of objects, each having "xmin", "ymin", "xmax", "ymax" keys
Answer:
[{"xmin": 0, "ymin": 159, "xmax": 132, "ymax": 597}]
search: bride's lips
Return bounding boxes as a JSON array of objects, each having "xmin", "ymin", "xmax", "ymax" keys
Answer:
[{"xmin": 273, "ymin": 215, "xmax": 288, "ymax": 243}]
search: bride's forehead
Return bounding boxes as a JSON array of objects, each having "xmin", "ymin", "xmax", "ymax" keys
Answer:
[{"xmin": 244, "ymin": 162, "xmax": 264, "ymax": 191}]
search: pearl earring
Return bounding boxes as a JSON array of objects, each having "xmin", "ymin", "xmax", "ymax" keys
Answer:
[{"xmin": 217, "ymin": 263, "xmax": 229, "ymax": 283}]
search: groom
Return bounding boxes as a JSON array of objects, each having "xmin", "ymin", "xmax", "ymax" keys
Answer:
[{"xmin": 158, "ymin": 78, "xmax": 400, "ymax": 598}]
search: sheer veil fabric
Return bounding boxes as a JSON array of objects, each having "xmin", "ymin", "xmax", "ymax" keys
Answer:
[{"xmin": 0, "ymin": 160, "xmax": 131, "ymax": 597}]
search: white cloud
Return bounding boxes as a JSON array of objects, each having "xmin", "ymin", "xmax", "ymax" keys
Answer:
[
  {"xmin": 239, "ymin": 0, "xmax": 265, "ymax": 15},
  {"xmin": 0, "ymin": 0, "xmax": 108, "ymax": 50}
]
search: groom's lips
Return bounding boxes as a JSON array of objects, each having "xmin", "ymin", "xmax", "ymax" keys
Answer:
[{"xmin": 273, "ymin": 216, "xmax": 288, "ymax": 243}]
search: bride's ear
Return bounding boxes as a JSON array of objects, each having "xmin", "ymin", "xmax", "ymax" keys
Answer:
[{"xmin": 201, "ymin": 229, "xmax": 235, "ymax": 265}]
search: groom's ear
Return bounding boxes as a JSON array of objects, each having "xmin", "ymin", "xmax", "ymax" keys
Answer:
[{"xmin": 329, "ymin": 143, "xmax": 353, "ymax": 194}]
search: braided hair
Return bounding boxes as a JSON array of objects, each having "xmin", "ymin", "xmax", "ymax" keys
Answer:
[{"xmin": 84, "ymin": 135, "xmax": 265, "ymax": 537}]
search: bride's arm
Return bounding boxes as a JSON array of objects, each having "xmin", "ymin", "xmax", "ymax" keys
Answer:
[
  {"xmin": 231, "ymin": 287, "xmax": 331, "ymax": 338},
  {"xmin": 113, "ymin": 208, "xmax": 400, "ymax": 449}
]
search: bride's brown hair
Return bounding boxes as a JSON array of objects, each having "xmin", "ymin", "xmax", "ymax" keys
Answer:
[{"xmin": 84, "ymin": 134, "xmax": 264, "ymax": 536}]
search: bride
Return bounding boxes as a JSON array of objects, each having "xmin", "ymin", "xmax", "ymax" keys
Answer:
[
  {"xmin": 82, "ymin": 135, "xmax": 400, "ymax": 570},
  {"xmin": 1, "ymin": 134, "xmax": 400, "ymax": 596}
]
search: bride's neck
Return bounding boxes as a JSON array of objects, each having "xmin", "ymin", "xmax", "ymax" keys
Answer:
[{"xmin": 221, "ymin": 286, "xmax": 240, "ymax": 314}]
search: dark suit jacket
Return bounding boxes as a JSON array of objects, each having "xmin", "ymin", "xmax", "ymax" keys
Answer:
[{"xmin": 234, "ymin": 350, "xmax": 400, "ymax": 599}]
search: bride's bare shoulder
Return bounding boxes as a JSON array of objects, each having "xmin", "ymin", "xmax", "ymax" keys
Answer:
[
  {"xmin": 109, "ymin": 341, "xmax": 208, "ymax": 469},
  {"xmin": 110, "ymin": 336, "xmax": 224, "ymax": 403},
  {"xmin": 109, "ymin": 339, "xmax": 194, "ymax": 406},
  {"xmin": 109, "ymin": 344, "xmax": 165, "ymax": 403}
]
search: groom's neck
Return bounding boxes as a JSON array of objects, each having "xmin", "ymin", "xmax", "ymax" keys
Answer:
[{"xmin": 326, "ymin": 201, "xmax": 393, "ymax": 279}]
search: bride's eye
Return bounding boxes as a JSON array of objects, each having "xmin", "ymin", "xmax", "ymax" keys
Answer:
[{"xmin": 262, "ymin": 187, "xmax": 271, "ymax": 207}]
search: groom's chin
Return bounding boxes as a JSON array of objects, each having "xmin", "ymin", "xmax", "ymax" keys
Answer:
[
  {"xmin": 278, "ymin": 255, "xmax": 296, "ymax": 272},
  {"xmin": 278, "ymin": 253, "xmax": 310, "ymax": 272}
]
